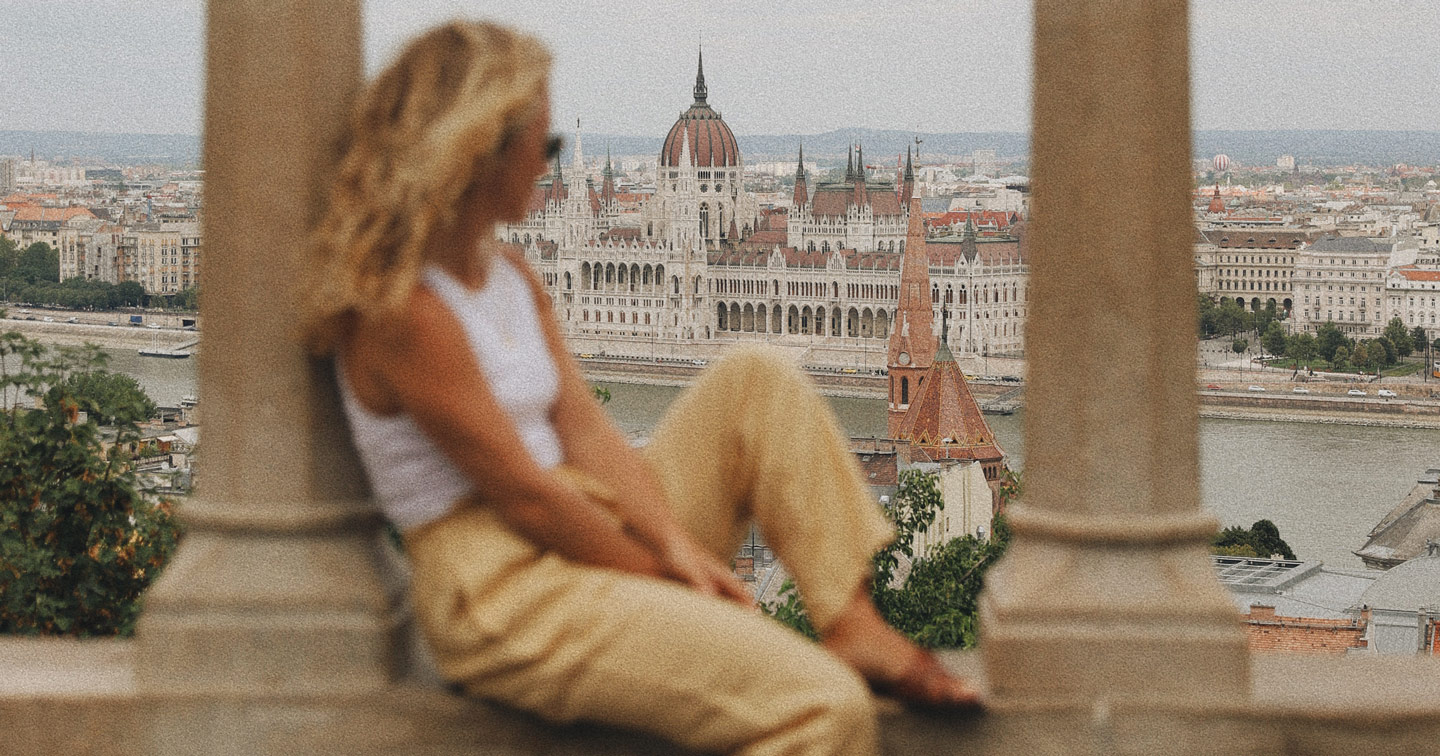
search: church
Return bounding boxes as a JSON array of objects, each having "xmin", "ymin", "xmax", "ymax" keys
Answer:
[{"xmin": 498, "ymin": 52, "xmax": 1031, "ymax": 367}]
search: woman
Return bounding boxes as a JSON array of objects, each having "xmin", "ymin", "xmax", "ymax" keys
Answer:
[{"xmin": 300, "ymin": 21, "xmax": 979, "ymax": 756}]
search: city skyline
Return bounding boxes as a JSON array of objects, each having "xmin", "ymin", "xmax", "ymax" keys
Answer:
[{"xmin": 3, "ymin": 1, "xmax": 1437, "ymax": 138}]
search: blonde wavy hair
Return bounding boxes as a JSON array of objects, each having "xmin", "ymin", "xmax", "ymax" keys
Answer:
[{"xmin": 300, "ymin": 20, "xmax": 551, "ymax": 355}]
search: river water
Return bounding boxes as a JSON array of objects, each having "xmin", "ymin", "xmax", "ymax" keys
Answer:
[{"xmin": 104, "ymin": 348, "xmax": 1440, "ymax": 570}]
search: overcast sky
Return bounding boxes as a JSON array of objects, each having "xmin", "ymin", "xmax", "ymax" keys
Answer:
[{"xmin": 2, "ymin": 0, "xmax": 1436, "ymax": 136}]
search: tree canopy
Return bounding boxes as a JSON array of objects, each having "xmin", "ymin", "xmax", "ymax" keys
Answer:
[
  {"xmin": 762, "ymin": 467, "xmax": 1019, "ymax": 649},
  {"xmin": 1211, "ymin": 519, "xmax": 1295, "ymax": 560},
  {"xmin": 0, "ymin": 330, "xmax": 179, "ymax": 636}
]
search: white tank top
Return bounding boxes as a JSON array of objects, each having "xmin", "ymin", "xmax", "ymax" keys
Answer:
[{"xmin": 338, "ymin": 255, "xmax": 564, "ymax": 531}]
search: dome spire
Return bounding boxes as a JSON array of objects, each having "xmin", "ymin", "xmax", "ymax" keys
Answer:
[{"xmin": 693, "ymin": 46, "xmax": 708, "ymax": 105}]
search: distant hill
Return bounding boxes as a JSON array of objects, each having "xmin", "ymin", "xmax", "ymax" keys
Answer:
[
  {"xmin": 6, "ymin": 129, "xmax": 1440, "ymax": 169},
  {"xmin": 0, "ymin": 131, "xmax": 201, "ymax": 166}
]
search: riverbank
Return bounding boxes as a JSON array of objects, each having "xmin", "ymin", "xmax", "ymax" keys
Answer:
[
  {"xmin": 584, "ymin": 359, "xmax": 1440, "ymax": 429},
  {"xmin": 2, "ymin": 317, "xmax": 194, "ymax": 349}
]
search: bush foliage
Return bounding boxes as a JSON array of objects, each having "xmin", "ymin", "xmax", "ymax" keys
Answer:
[
  {"xmin": 0, "ymin": 330, "xmax": 180, "ymax": 636},
  {"xmin": 761, "ymin": 467, "xmax": 1018, "ymax": 649}
]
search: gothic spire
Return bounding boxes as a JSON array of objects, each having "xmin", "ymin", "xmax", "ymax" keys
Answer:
[
  {"xmin": 795, "ymin": 142, "xmax": 806, "ymax": 180},
  {"xmin": 693, "ymin": 47, "xmax": 708, "ymax": 105},
  {"xmin": 845, "ymin": 145, "xmax": 854, "ymax": 182},
  {"xmin": 855, "ymin": 143, "xmax": 865, "ymax": 182},
  {"xmin": 904, "ymin": 145, "xmax": 914, "ymax": 180}
]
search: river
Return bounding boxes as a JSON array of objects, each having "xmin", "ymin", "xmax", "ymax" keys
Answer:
[{"xmin": 99, "ymin": 349, "xmax": 1440, "ymax": 570}]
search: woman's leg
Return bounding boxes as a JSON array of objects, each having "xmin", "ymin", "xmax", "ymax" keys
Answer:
[
  {"xmin": 408, "ymin": 506, "xmax": 878, "ymax": 756},
  {"xmin": 639, "ymin": 346, "xmax": 980, "ymax": 708},
  {"xmin": 639, "ymin": 345, "xmax": 894, "ymax": 631}
]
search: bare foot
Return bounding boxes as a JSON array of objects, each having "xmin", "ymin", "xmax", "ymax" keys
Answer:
[{"xmin": 820, "ymin": 588, "xmax": 981, "ymax": 710}]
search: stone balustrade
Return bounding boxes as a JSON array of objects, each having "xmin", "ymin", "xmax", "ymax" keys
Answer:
[{"xmin": 5, "ymin": 1, "xmax": 1440, "ymax": 754}]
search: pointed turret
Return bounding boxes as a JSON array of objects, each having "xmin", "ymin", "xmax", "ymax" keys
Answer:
[
  {"xmin": 854, "ymin": 143, "xmax": 868, "ymax": 205},
  {"xmin": 901, "ymin": 146, "xmax": 915, "ymax": 205},
  {"xmin": 887, "ymin": 196, "xmax": 936, "ymax": 436},
  {"xmin": 571, "ymin": 118, "xmax": 584, "ymax": 176},
  {"xmin": 1207, "ymin": 184, "xmax": 1226, "ymax": 214},
  {"xmin": 600, "ymin": 147, "xmax": 617, "ymax": 207},
  {"xmin": 693, "ymin": 47, "xmax": 708, "ymax": 105},
  {"xmin": 845, "ymin": 145, "xmax": 854, "ymax": 182},
  {"xmin": 792, "ymin": 143, "xmax": 809, "ymax": 208},
  {"xmin": 678, "ymin": 124, "xmax": 691, "ymax": 169}
]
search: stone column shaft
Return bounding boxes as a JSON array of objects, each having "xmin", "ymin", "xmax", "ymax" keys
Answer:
[
  {"xmin": 979, "ymin": 0, "xmax": 1250, "ymax": 709},
  {"xmin": 137, "ymin": 0, "xmax": 400, "ymax": 699}
]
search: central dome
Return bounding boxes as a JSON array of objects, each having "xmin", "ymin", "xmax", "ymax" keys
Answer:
[{"xmin": 659, "ymin": 51, "xmax": 741, "ymax": 169}]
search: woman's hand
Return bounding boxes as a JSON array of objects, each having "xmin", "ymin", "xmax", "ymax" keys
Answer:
[{"xmin": 656, "ymin": 533, "xmax": 754, "ymax": 607}]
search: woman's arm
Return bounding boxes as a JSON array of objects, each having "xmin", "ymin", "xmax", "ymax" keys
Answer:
[
  {"xmin": 347, "ymin": 285, "xmax": 664, "ymax": 578},
  {"xmin": 510, "ymin": 252, "xmax": 750, "ymax": 604}
]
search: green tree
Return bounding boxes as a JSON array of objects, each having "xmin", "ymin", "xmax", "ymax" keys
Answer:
[
  {"xmin": 15, "ymin": 242, "xmax": 59, "ymax": 284},
  {"xmin": 1211, "ymin": 519, "xmax": 1295, "ymax": 560},
  {"xmin": 115, "ymin": 281, "xmax": 145, "ymax": 307},
  {"xmin": 1383, "ymin": 317, "xmax": 1413, "ymax": 357},
  {"xmin": 1261, "ymin": 322, "xmax": 1287, "ymax": 358},
  {"xmin": 1231, "ymin": 337, "xmax": 1248, "ymax": 355},
  {"xmin": 762, "ymin": 468, "xmax": 1019, "ymax": 649},
  {"xmin": 1332, "ymin": 345, "xmax": 1351, "ymax": 369},
  {"xmin": 1216, "ymin": 298, "xmax": 1250, "ymax": 337},
  {"xmin": 0, "ymin": 332, "xmax": 180, "ymax": 636},
  {"xmin": 1196, "ymin": 294, "xmax": 1218, "ymax": 338},
  {"xmin": 1287, "ymin": 332, "xmax": 1318, "ymax": 363},
  {"xmin": 1374, "ymin": 336, "xmax": 1397, "ymax": 367},
  {"xmin": 176, "ymin": 286, "xmax": 200, "ymax": 311},
  {"xmin": 1315, "ymin": 322, "xmax": 1348, "ymax": 361},
  {"xmin": 1253, "ymin": 302, "xmax": 1277, "ymax": 338},
  {"xmin": 0, "ymin": 236, "xmax": 17, "ymax": 280},
  {"xmin": 1412, "ymin": 326, "xmax": 1429, "ymax": 356}
]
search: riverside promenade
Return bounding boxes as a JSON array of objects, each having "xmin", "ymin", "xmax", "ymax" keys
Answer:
[{"xmin": 584, "ymin": 355, "xmax": 1440, "ymax": 430}]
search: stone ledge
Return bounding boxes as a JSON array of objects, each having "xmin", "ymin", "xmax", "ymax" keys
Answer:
[{"xmin": 5, "ymin": 640, "xmax": 1440, "ymax": 754}]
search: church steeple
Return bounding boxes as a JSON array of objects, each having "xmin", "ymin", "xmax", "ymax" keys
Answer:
[
  {"xmin": 693, "ymin": 47, "xmax": 708, "ymax": 105},
  {"xmin": 887, "ymin": 196, "xmax": 936, "ymax": 436}
]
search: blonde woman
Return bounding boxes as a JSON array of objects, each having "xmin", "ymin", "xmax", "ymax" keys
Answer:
[{"xmin": 300, "ymin": 21, "xmax": 979, "ymax": 756}]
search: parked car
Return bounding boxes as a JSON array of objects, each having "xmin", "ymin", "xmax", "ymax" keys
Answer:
[
  {"xmin": 42, "ymin": 317, "xmax": 53, "ymax": 322},
  {"xmin": 1346, "ymin": 389, "xmax": 1367, "ymax": 396},
  {"xmin": 66, "ymin": 317, "xmax": 78, "ymax": 323},
  {"xmin": 1205, "ymin": 384, "xmax": 1222, "ymax": 390},
  {"xmin": 1247, "ymin": 385, "xmax": 1265, "ymax": 392},
  {"xmin": 1377, "ymin": 389, "xmax": 1398, "ymax": 398},
  {"xmin": 1291, "ymin": 386, "xmax": 1310, "ymax": 394}
]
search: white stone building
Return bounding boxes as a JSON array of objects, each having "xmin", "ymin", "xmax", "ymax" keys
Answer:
[
  {"xmin": 1293, "ymin": 235, "xmax": 1418, "ymax": 337},
  {"xmin": 499, "ymin": 55, "xmax": 1030, "ymax": 365}
]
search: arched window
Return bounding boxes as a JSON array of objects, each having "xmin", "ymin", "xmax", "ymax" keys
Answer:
[
  {"xmin": 699, "ymin": 203, "xmax": 710, "ymax": 238},
  {"xmin": 901, "ymin": 376, "xmax": 910, "ymax": 405},
  {"xmin": 564, "ymin": 272, "xmax": 572, "ymax": 290}
]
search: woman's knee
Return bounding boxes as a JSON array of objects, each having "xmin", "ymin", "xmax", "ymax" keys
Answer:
[{"xmin": 712, "ymin": 345, "xmax": 805, "ymax": 389}]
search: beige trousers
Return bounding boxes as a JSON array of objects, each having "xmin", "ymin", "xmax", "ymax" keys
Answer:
[{"xmin": 406, "ymin": 346, "xmax": 895, "ymax": 756}]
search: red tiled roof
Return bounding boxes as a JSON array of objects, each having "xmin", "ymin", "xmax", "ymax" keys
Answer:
[
  {"xmin": 746, "ymin": 229, "xmax": 787, "ymax": 245},
  {"xmin": 1395, "ymin": 266, "xmax": 1440, "ymax": 282},
  {"xmin": 923, "ymin": 210, "xmax": 1018, "ymax": 230},
  {"xmin": 810, "ymin": 185, "xmax": 904, "ymax": 218},
  {"xmin": 12, "ymin": 206, "xmax": 96, "ymax": 223},
  {"xmin": 602, "ymin": 227, "xmax": 642, "ymax": 242},
  {"xmin": 894, "ymin": 352, "xmax": 1004, "ymax": 464}
]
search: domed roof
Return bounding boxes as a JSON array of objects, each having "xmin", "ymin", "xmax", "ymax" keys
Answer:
[
  {"xmin": 659, "ymin": 50, "xmax": 741, "ymax": 169},
  {"xmin": 1360, "ymin": 554, "xmax": 1440, "ymax": 610}
]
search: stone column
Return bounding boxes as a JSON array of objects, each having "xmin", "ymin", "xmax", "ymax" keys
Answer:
[
  {"xmin": 136, "ymin": 0, "xmax": 397, "ymax": 696},
  {"xmin": 979, "ymin": 0, "xmax": 1250, "ymax": 708}
]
